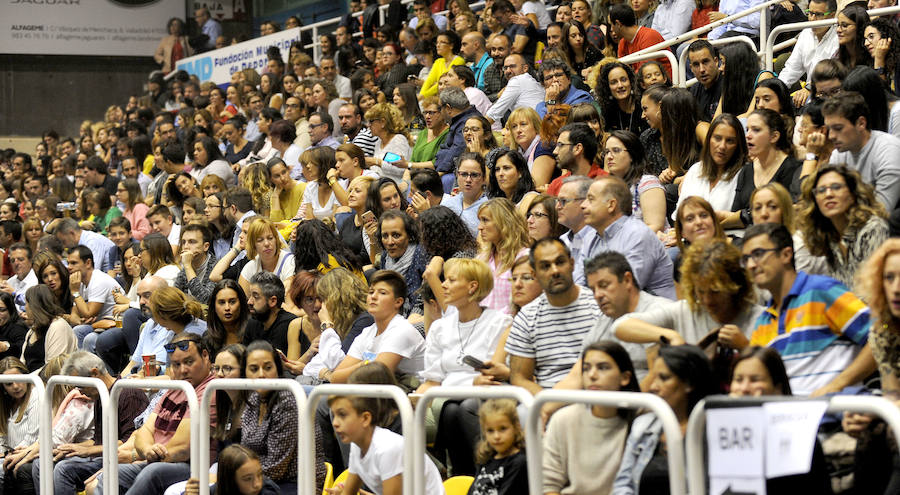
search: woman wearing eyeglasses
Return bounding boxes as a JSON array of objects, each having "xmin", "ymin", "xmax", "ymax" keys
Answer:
[
  {"xmin": 212, "ymin": 343, "xmax": 247, "ymax": 447},
  {"xmin": 603, "ymin": 130, "xmax": 667, "ymax": 233},
  {"xmin": 149, "ymin": 286, "xmax": 207, "ymax": 337},
  {"xmin": 798, "ymin": 164, "xmax": 889, "ymax": 288},
  {"xmin": 525, "ymin": 194, "xmax": 564, "ymax": 242},
  {"xmin": 364, "ymin": 103, "xmax": 413, "ymax": 184}
]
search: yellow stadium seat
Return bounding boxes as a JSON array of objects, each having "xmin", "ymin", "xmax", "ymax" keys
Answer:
[
  {"xmin": 329, "ymin": 470, "xmax": 357, "ymax": 494},
  {"xmin": 321, "ymin": 462, "xmax": 334, "ymax": 494},
  {"xmin": 443, "ymin": 475, "xmax": 475, "ymax": 495}
]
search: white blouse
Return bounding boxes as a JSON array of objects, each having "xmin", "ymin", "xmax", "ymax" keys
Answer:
[{"xmin": 422, "ymin": 306, "xmax": 512, "ymax": 386}]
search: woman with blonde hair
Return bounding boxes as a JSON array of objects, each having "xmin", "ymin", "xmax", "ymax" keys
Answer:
[
  {"xmin": 238, "ymin": 162, "xmax": 272, "ymax": 218},
  {"xmin": 798, "ymin": 164, "xmax": 889, "ymax": 288},
  {"xmin": 299, "ymin": 146, "xmax": 345, "ymax": 221},
  {"xmin": 416, "ymin": 257, "xmax": 512, "ymax": 474},
  {"xmin": 749, "ymin": 183, "xmax": 828, "ymax": 276},
  {"xmin": 200, "ymin": 174, "xmax": 226, "ymax": 197},
  {"xmin": 477, "ymin": 198, "xmax": 531, "ymax": 315},
  {"xmin": 115, "ymin": 178, "xmax": 151, "ymax": 240},
  {"xmin": 365, "ymin": 103, "xmax": 412, "ymax": 183},
  {"xmin": 148, "ymin": 286, "xmax": 206, "ymax": 335},
  {"xmin": 336, "ymin": 175, "xmax": 377, "ymax": 265},
  {"xmin": 504, "ymin": 107, "xmax": 556, "ymax": 187},
  {"xmin": 136, "ymin": 233, "xmax": 179, "ymax": 286},
  {"xmin": 21, "ymin": 218, "xmax": 43, "ymax": 254},
  {"xmin": 238, "ymin": 217, "xmax": 295, "ymax": 296}
]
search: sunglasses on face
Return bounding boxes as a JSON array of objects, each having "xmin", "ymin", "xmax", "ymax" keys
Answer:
[{"xmin": 164, "ymin": 340, "xmax": 195, "ymax": 353}]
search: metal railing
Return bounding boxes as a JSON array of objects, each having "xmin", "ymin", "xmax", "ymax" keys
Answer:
[
  {"xmin": 618, "ymin": 50, "xmax": 682, "ymax": 85},
  {"xmin": 411, "ymin": 386, "xmax": 537, "ymax": 494},
  {"xmin": 529, "ymin": 390, "xmax": 687, "ymax": 495},
  {"xmin": 0, "ymin": 375, "xmax": 49, "ymax": 495},
  {"xmin": 630, "ymin": 0, "xmax": 781, "ymax": 60},
  {"xmin": 41, "ymin": 376, "xmax": 111, "ymax": 495},
  {"xmin": 764, "ymin": 5, "xmax": 900, "ymax": 73},
  {"xmin": 677, "ymin": 35, "xmax": 757, "ymax": 88},
  {"xmin": 686, "ymin": 394, "xmax": 900, "ymax": 495},
  {"xmin": 107, "ymin": 379, "xmax": 200, "ymax": 494},
  {"xmin": 303, "ymin": 384, "xmax": 414, "ymax": 495},
  {"xmin": 197, "ymin": 379, "xmax": 308, "ymax": 495}
]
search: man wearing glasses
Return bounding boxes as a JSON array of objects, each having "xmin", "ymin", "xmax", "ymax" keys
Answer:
[
  {"xmin": 778, "ymin": 0, "xmax": 839, "ymax": 107},
  {"xmin": 94, "ymin": 332, "xmax": 216, "ymax": 493},
  {"xmin": 546, "ymin": 123, "xmax": 603, "ymax": 197},
  {"xmin": 741, "ymin": 223, "xmax": 874, "ymax": 397},
  {"xmin": 484, "ymin": 54, "xmax": 544, "ymax": 125},
  {"xmin": 555, "ymin": 176, "xmax": 596, "ymax": 286},
  {"xmin": 535, "ymin": 61, "xmax": 593, "ymax": 118}
]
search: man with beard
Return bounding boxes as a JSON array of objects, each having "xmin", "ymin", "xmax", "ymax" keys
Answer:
[
  {"xmin": 93, "ymin": 276, "xmax": 172, "ymax": 376},
  {"xmin": 482, "ymin": 34, "xmax": 510, "ymax": 101},
  {"xmin": 504, "ymin": 238, "xmax": 604, "ymax": 394},
  {"xmin": 338, "ymin": 103, "xmax": 378, "ymax": 157},
  {"xmin": 242, "ymin": 272, "xmax": 298, "ymax": 355},
  {"xmin": 546, "ymin": 123, "xmax": 603, "ymax": 196}
]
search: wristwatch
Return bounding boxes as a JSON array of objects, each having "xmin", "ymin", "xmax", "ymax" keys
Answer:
[
  {"xmin": 72, "ymin": 291, "xmax": 81, "ymax": 299},
  {"xmin": 546, "ymin": 99, "xmax": 558, "ymax": 105},
  {"xmin": 321, "ymin": 321, "xmax": 335, "ymax": 331},
  {"xmin": 805, "ymin": 152, "xmax": 818, "ymax": 161}
]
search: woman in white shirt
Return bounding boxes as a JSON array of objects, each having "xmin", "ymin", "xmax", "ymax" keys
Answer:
[
  {"xmin": 137, "ymin": 233, "xmax": 180, "ymax": 287},
  {"xmin": 0, "ymin": 356, "xmax": 41, "ymax": 490},
  {"xmin": 238, "ymin": 217, "xmax": 295, "ymax": 297},
  {"xmin": 298, "ymin": 146, "xmax": 346, "ymax": 221},
  {"xmin": 365, "ymin": 103, "xmax": 413, "ymax": 184}
]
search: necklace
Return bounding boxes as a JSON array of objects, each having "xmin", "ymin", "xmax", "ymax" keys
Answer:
[
  {"xmin": 456, "ymin": 307, "xmax": 486, "ymax": 365},
  {"xmin": 618, "ymin": 102, "xmax": 634, "ymax": 132}
]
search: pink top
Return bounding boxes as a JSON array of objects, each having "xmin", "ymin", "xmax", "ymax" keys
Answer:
[
  {"xmin": 481, "ymin": 247, "xmax": 529, "ymax": 315},
  {"xmin": 125, "ymin": 203, "xmax": 151, "ymax": 240}
]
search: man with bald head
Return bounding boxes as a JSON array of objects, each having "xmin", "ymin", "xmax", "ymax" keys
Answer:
[
  {"xmin": 462, "ymin": 32, "xmax": 494, "ymax": 94},
  {"xmin": 485, "ymin": 53, "xmax": 545, "ymax": 124}
]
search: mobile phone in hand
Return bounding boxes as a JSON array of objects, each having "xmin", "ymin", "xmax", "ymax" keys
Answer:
[{"xmin": 462, "ymin": 355, "xmax": 487, "ymax": 370}]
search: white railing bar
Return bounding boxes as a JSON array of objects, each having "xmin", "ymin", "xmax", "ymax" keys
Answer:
[
  {"xmin": 686, "ymin": 395, "xmax": 900, "ymax": 495},
  {"xmin": 0, "ymin": 375, "xmax": 49, "ymax": 495},
  {"xmin": 618, "ymin": 50, "xmax": 681, "ymax": 85},
  {"xmin": 530, "ymin": 390, "xmax": 686, "ymax": 495},
  {"xmin": 678, "ymin": 35, "xmax": 757, "ymax": 88},
  {"xmin": 108, "ymin": 379, "xmax": 199, "ymax": 494},
  {"xmin": 765, "ymin": 5, "xmax": 900, "ymax": 71},
  {"xmin": 772, "ymin": 37, "xmax": 798, "ymax": 54},
  {"xmin": 197, "ymin": 379, "xmax": 308, "ymax": 495},
  {"xmin": 42, "ymin": 376, "xmax": 111, "ymax": 495},
  {"xmin": 630, "ymin": 0, "xmax": 783, "ymax": 59},
  {"xmin": 303, "ymin": 384, "xmax": 414, "ymax": 495},
  {"xmin": 412, "ymin": 386, "xmax": 536, "ymax": 494}
]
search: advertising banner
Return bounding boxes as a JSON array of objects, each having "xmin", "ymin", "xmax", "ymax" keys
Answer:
[
  {"xmin": 176, "ymin": 28, "xmax": 301, "ymax": 84},
  {"xmin": 1, "ymin": 0, "xmax": 185, "ymax": 56}
]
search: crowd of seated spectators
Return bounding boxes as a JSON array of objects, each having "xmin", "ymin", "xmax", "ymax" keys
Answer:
[{"xmin": 11, "ymin": 0, "xmax": 900, "ymax": 492}]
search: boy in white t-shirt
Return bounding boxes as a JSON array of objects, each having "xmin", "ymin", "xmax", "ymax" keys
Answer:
[{"xmin": 326, "ymin": 394, "xmax": 445, "ymax": 495}]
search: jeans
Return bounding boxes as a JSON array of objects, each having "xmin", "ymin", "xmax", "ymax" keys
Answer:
[
  {"xmin": 95, "ymin": 308, "xmax": 147, "ymax": 374},
  {"xmin": 73, "ymin": 324, "xmax": 97, "ymax": 351},
  {"xmin": 95, "ymin": 461, "xmax": 191, "ymax": 495},
  {"xmin": 32, "ymin": 455, "xmax": 102, "ymax": 494}
]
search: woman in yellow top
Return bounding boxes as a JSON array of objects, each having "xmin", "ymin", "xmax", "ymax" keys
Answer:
[
  {"xmin": 420, "ymin": 31, "xmax": 465, "ymax": 98},
  {"xmin": 267, "ymin": 157, "xmax": 306, "ymax": 225}
]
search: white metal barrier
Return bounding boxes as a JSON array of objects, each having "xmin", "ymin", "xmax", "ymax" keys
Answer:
[
  {"xmin": 677, "ymin": 35, "xmax": 758, "ymax": 88},
  {"xmin": 0, "ymin": 374, "xmax": 49, "ymax": 495},
  {"xmin": 197, "ymin": 379, "xmax": 308, "ymax": 495},
  {"xmin": 764, "ymin": 5, "xmax": 900, "ymax": 73},
  {"xmin": 630, "ymin": 0, "xmax": 781, "ymax": 60},
  {"xmin": 618, "ymin": 50, "xmax": 682, "ymax": 85},
  {"xmin": 107, "ymin": 379, "xmax": 200, "ymax": 494},
  {"xmin": 41, "ymin": 376, "xmax": 111, "ymax": 495},
  {"xmin": 303, "ymin": 384, "xmax": 414, "ymax": 495},
  {"xmin": 411, "ymin": 386, "xmax": 538, "ymax": 494},
  {"xmin": 529, "ymin": 390, "xmax": 687, "ymax": 495},
  {"xmin": 686, "ymin": 394, "xmax": 900, "ymax": 495}
]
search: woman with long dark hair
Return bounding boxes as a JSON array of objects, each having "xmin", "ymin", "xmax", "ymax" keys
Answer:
[
  {"xmin": 562, "ymin": 20, "xmax": 602, "ymax": 76},
  {"xmin": 865, "ymin": 17, "xmax": 900, "ymax": 95},
  {"xmin": 298, "ymin": 146, "xmax": 344, "ymax": 221},
  {"xmin": 137, "ymin": 233, "xmax": 179, "ymax": 286},
  {"xmin": 0, "ymin": 357, "xmax": 40, "ymax": 493},
  {"xmin": 392, "ymin": 83, "xmax": 426, "ymax": 135},
  {"xmin": 722, "ymin": 108, "xmax": 800, "ymax": 230},
  {"xmin": 718, "ymin": 42, "xmax": 759, "ymax": 116},
  {"xmin": 211, "ymin": 343, "xmax": 247, "ymax": 447},
  {"xmin": 597, "ymin": 62, "xmax": 647, "ymax": 135},
  {"xmin": 842, "ymin": 65, "xmax": 900, "ymax": 135},
  {"xmin": 603, "ymin": 130, "xmax": 667, "ymax": 232},
  {"xmin": 21, "ymin": 285, "xmax": 75, "ymax": 373},
  {"xmin": 837, "ymin": 5, "xmax": 872, "ymax": 70},
  {"xmin": 292, "ymin": 219, "xmax": 363, "ymax": 276},
  {"xmin": 191, "ymin": 135, "xmax": 235, "ymax": 188},
  {"xmin": 486, "ymin": 149, "xmax": 537, "ymax": 210},
  {"xmin": 658, "ymin": 88, "xmax": 703, "ymax": 184},
  {"xmin": 0, "ymin": 293, "xmax": 26, "ymax": 361},
  {"xmin": 206, "ymin": 280, "xmax": 259, "ymax": 355}
]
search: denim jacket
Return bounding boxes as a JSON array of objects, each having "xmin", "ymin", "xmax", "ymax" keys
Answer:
[{"xmin": 612, "ymin": 413, "xmax": 663, "ymax": 495}]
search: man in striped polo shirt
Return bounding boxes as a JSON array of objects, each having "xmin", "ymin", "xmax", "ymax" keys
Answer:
[{"xmin": 742, "ymin": 223, "xmax": 875, "ymax": 396}]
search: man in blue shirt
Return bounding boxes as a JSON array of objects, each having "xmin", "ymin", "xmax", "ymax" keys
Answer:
[
  {"xmin": 535, "ymin": 60, "xmax": 594, "ymax": 118},
  {"xmin": 194, "ymin": 7, "xmax": 222, "ymax": 52},
  {"xmin": 581, "ymin": 176, "xmax": 676, "ymax": 299},
  {"xmin": 461, "ymin": 32, "xmax": 494, "ymax": 93}
]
